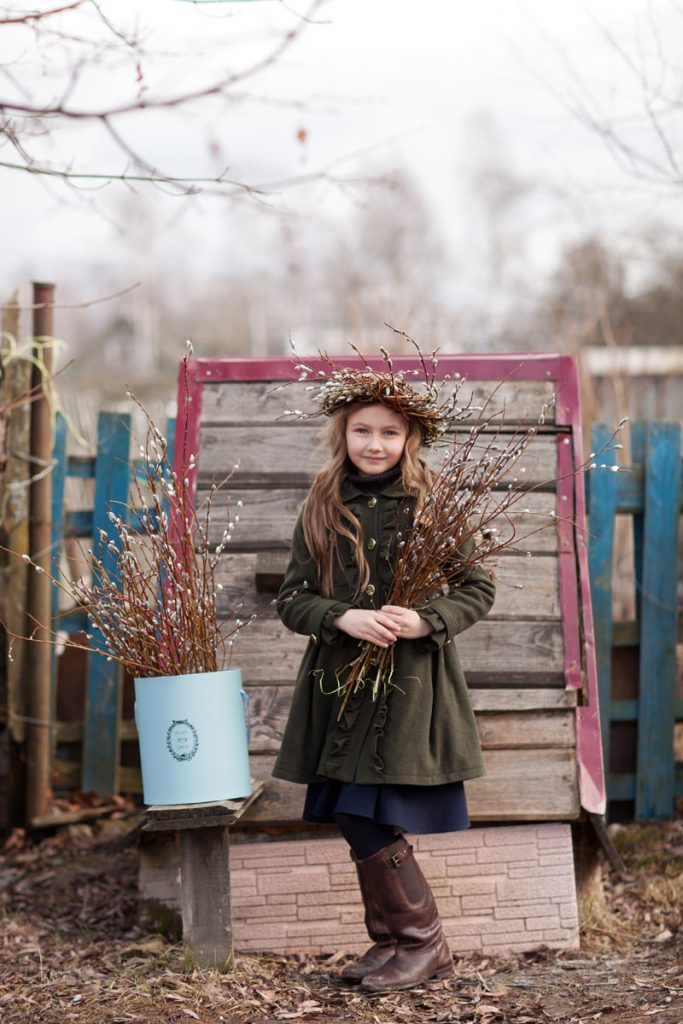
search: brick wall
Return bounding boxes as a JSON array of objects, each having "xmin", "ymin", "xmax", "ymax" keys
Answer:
[{"xmin": 140, "ymin": 823, "xmax": 580, "ymax": 956}]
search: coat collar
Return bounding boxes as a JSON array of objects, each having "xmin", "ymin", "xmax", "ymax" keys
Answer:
[{"xmin": 341, "ymin": 474, "xmax": 409, "ymax": 500}]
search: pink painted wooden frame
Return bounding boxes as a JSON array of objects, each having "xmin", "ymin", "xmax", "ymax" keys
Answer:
[{"xmin": 174, "ymin": 352, "xmax": 605, "ymax": 817}]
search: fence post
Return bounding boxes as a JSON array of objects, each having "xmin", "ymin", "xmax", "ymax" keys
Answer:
[
  {"xmin": 588, "ymin": 425, "xmax": 617, "ymax": 779},
  {"xmin": 1, "ymin": 299, "xmax": 30, "ymax": 751},
  {"xmin": 25, "ymin": 282, "xmax": 56, "ymax": 824},
  {"xmin": 49, "ymin": 411, "xmax": 68, "ymax": 757},
  {"xmin": 81, "ymin": 412, "xmax": 131, "ymax": 797},
  {"xmin": 635, "ymin": 422, "xmax": 681, "ymax": 819}
]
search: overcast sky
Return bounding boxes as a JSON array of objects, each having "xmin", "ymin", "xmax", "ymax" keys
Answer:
[{"xmin": 1, "ymin": 1, "xmax": 679, "ymax": 311}]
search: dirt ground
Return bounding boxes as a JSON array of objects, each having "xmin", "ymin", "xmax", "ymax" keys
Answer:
[{"xmin": 0, "ymin": 805, "xmax": 681, "ymax": 1024}]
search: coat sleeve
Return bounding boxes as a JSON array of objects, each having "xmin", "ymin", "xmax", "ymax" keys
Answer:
[
  {"xmin": 414, "ymin": 534, "xmax": 496, "ymax": 652},
  {"xmin": 276, "ymin": 510, "xmax": 355, "ymax": 646}
]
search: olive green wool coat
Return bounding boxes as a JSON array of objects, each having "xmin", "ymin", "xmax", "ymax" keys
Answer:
[{"xmin": 271, "ymin": 475, "xmax": 497, "ymax": 787}]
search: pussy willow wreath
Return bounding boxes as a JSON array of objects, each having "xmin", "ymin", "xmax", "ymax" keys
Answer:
[{"xmin": 276, "ymin": 332, "xmax": 486, "ymax": 445}]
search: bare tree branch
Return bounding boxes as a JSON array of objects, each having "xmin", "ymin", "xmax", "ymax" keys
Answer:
[
  {"xmin": 525, "ymin": 6, "xmax": 683, "ymax": 192},
  {"xmin": 0, "ymin": 1, "xmax": 85, "ymax": 26},
  {"xmin": 0, "ymin": 1, "xmax": 321, "ymax": 120},
  {"xmin": 0, "ymin": 155, "xmax": 261, "ymax": 192},
  {"xmin": 0, "ymin": 0, "xmax": 344, "ymax": 199}
]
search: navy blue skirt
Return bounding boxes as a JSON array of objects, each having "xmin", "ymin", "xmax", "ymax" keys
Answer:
[{"xmin": 302, "ymin": 779, "xmax": 470, "ymax": 834}]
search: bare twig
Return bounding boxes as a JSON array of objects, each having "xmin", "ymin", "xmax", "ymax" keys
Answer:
[
  {"xmin": 4, "ymin": 281, "xmax": 141, "ymax": 312},
  {"xmin": 0, "ymin": 1, "xmax": 85, "ymax": 26}
]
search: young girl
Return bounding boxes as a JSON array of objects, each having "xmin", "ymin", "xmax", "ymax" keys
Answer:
[{"xmin": 272, "ymin": 369, "xmax": 496, "ymax": 994}]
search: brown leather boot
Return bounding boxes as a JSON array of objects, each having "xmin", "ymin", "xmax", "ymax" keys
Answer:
[
  {"xmin": 340, "ymin": 849, "xmax": 395, "ymax": 982},
  {"xmin": 359, "ymin": 836, "xmax": 452, "ymax": 993}
]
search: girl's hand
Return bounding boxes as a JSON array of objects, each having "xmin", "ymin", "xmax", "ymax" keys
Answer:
[
  {"xmin": 332, "ymin": 608, "xmax": 402, "ymax": 648},
  {"xmin": 379, "ymin": 605, "xmax": 434, "ymax": 639}
]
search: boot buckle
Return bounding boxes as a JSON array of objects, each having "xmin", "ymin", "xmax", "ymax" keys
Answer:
[{"xmin": 389, "ymin": 850, "xmax": 406, "ymax": 868}]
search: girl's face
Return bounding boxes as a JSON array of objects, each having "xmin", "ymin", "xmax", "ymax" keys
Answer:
[{"xmin": 345, "ymin": 403, "xmax": 408, "ymax": 477}]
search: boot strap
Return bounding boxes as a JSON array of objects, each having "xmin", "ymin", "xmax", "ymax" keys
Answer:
[{"xmin": 385, "ymin": 844, "xmax": 411, "ymax": 868}]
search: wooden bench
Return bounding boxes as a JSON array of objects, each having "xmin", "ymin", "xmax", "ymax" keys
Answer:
[
  {"xmin": 139, "ymin": 352, "xmax": 605, "ymax": 957},
  {"xmin": 143, "ymin": 784, "xmax": 263, "ymax": 970}
]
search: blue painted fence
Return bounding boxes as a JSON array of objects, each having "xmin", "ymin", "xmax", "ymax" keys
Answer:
[
  {"xmin": 50, "ymin": 410, "xmax": 175, "ymax": 798},
  {"xmin": 588, "ymin": 421, "xmax": 683, "ymax": 820}
]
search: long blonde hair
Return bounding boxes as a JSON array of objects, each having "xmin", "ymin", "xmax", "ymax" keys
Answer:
[{"xmin": 302, "ymin": 403, "xmax": 434, "ymax": 598}]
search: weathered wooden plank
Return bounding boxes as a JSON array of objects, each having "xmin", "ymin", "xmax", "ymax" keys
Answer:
[
  {"xmin": 608, "ymin": 766, "xmax": 683, "ymax": 802},
  {"xmin": 202, "ymin": 488, "xmax": 559, "ymax": 552},
  {"xmin": 235, "ymin": 754, "xmax": 299, "ymax": 827},
  {"xmin": 1, "ymin": 348, "xmax": 32, "ymax": 745},
  {"xmin": 491, "ymin": 556, "xmax": 560, "ymax": 618},
  {"xmin": 58, "ymin": 688, "xmax": 581, "ymax": 753},
  {"xmin": 57, "ymin": 718, "xmax": 138, "ymax": 743},
  {"xmin": 58, "ymin": 688, "xmax": 577, "ymax": 751},
  {"xmin": 466, "ymin": 749, "xmax": 580, "ymax": 820},
  {"xmin": 179, "ymin": 825, "xmax": 233, "ymax": 970},
  {"xmin": 244, "ymin": 686, "xmax": 296, "ymax": 753},
  {"xmin": 49, "ymin": 412, "xmax": 69, "ymax": 747},
  {"xmin": 30, "ymin": 804, "xmax": 120, "ymax": 829},
  {"xmin": 81, "ymin": 413, "xmax": 131, "ymax": 797},
  {"xmin": 474, "ymin": 710, "xmax": 575, "ymax": 749},
  {"xmin": 215, "ymin": 550, "xmax": 560, "ymax": 621},
  {"xmin": 55, "ymin": 759, "xmax": 142, "ymax": 794},
  {"xmin": 243, "ymin": 685, "xmax": 575, "ymax": 754},
  {"xmin": 200, "ymin": 379, "xmax": 558, "ymax": 426},
  {"xmin": 636, "ymin": 422, "xmax": 681, "ymax": 819},
  {"xmin": 468, "ymin": 687, "xmax": 578, "ymax": 710},
  {"xmin": 222, "ymin": 619, "xmax": 306, "ymax": 682},
  {"xmin": 198, "ymin": 426, "xmax": 557, "ymax": 488},
  {"xmin": 58, "ymin": 729, "xmax": 579, "ymax": 814},
  {"xmin": 146, "ymin": 801, "xmax": 240, "ymax": 826},
  {"xmin": 222, "ymin": 619, "xmax": 565, "ymax": 686},
  {"xmin": 238, "ymin": 748, "xmax": 580, "ymax": 826},
  {"xmin": 631, "ymin": 424, "xmax": 645, "ymax": 625},
  {"xmin": 588, "ymin": 424, "xmax": 617, "ymax": 777},
  {"xmin": 144, "ymin": 785, "xmax": 264, "ymax": 831}
]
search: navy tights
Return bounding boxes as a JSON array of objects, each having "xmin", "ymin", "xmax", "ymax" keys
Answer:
[{"xmin": 334, "ymin": 812, "xmax": 399, "ymax": 859}]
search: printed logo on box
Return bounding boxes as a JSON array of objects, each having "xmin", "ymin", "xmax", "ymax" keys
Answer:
[{"xmin": 166, "ymin": 719, "xmax": 199, "ymax": 762}]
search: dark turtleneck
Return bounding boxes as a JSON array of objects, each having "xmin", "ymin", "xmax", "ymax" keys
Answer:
[{"xmin": 345, "ymin": 462, "xmax": 402, "ymax": 495}]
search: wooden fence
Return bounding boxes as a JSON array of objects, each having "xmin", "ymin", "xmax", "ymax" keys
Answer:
[
  {"xmin": 50, "ymin": 409, "xmax": 175, "ymax": 799},
  {"xmin": 588, "ymin": 421, "xmax": 683, "ymax": 819},
  {"xmin": 46, "ymin": 412, "xmax": 682, "ymax": 820}
]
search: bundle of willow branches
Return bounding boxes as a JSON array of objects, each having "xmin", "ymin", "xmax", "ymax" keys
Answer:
[
  {"xmin": 9, "ymin": 345, "xmax": 253, "ymax": 678},
  {"xmin": 334, "ymin": 392, "xmax": 626, "ymax": 720}
]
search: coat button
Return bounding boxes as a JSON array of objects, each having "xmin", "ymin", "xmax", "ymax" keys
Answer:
[
  {"xmin": 310, "ymin": 633, "xmax": 318, "ymax": 644},
  {"xmin": 367, "ymin": 538, "xmax": 376, "ymax": 550},
  {"xmin": 368, "ymin": 496, "xmax": 377, "ymax": 507},
  {"xmin": 365, "ymin": 584, "xmax": 375, "ymax": 596}
]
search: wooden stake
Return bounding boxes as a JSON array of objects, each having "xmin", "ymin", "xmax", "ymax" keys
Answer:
[
  {"xmin": 1, "ymin": 295, "xmax": 31, "ymax": 747},
  {"xmin": 25, "ymin": 282, "xmax": 55, "ymax": 825}
]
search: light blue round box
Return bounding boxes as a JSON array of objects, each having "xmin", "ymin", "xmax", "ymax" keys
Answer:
[{"xmin": 134, "ymin": 668, "xmax": 252, "ymax": 805}]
